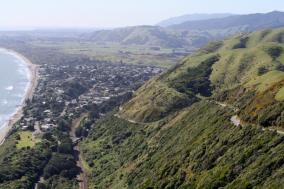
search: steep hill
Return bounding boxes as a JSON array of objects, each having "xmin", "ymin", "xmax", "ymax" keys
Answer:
[
  {"xmin": 157, "ymin": 13, "xmax": 234, "ymax": 27},
  {"xmin": 80, "ymin": 28, "xmax": 284, "ymax": 188}
]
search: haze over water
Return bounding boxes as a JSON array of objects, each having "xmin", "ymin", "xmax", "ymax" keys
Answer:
[{"xmin": 0, "ymin": 50, "xmax": 30, "ymax": 129}]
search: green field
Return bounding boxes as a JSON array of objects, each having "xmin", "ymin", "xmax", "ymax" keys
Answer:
[
  {"xmin": 16, "ymin": 131, "xmax": 40, "ymax": 149},
  {"xmin": 29, "ymin": 40, "xmax": 192, "ymax": 68}
]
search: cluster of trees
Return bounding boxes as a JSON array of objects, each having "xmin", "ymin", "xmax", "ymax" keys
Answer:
[
  {"xmin": 258, "ymin": 102, "xmax": 284, "ymax": 126},
  {"xmin": 232, "ymin": 36, "xmax": 249, "ymax": 49},
  {"xmin": 170, "ymin": 55, "xmax": 220, "ymax": 97},
  {"xmin": 265, "ymin": 46, "xmax": 283, "ymax": 60},
  {"xmin": 76, "ymin": 92, "xmax": 133, "ymax": 138},
  {"xmin": 62, "ymin": 79, "xmax": 89, "ymax": 99},
  {"xmin": 37, "ymin": 124, "xmax": 80, "ymax": 188},
  {"xmin": 43, "ymin": 153, "xmax": 79, "ymax": 180},
  {"xmin": 75, "ymin": 118, "xmax": 92, "ymax": 138},
  {"xmin": 258, "ymin": 66, "xmax": 269, "ymax": 76}
]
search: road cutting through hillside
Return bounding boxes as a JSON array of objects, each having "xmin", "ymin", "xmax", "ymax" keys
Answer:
[
  {"xmin": 114, "ymin": 107, "xmax": 145, "ymax": 125},
  {"xmin": 213, "ymin": 100, "xmax": 284, "ymax": 135}
]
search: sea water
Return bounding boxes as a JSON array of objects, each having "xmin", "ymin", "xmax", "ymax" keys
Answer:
[{"xmin": 0, "ymin": 50, "xmax": 30, "ymax": 130}]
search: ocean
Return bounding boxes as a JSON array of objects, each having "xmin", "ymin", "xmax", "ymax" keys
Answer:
[{"xmin": 0, "ymin": 50, "xmax": 30, "ymax": 130}]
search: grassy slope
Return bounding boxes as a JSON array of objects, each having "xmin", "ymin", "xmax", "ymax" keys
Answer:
[
  {"xmin": 119, "ymin": 78, "xmax": 192, "ymax": 122},
  {"xmin": 275, "ymin": 87, "xmax": 284, "ymax": 101},
  {"xmin": 80, "ymin": 28, "xmax": 284, "ymax": 188},
  {"xmin": 120, "ymin": 28, "xmax": 284, "ymax": 124}
]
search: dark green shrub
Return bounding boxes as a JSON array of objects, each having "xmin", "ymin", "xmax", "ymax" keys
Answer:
[
  {"xmin": 265, "ymin": 46, "xmax": 283, "ymax": 60},
  {"xmin": 257, "ymin": 66, "xmax": 269, "ymax": 76},
  {"xmin": 233, "ymin": 37, "xmax": 249, "ymax": 49}
]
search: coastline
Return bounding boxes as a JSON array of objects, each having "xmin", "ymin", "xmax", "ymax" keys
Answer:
[{"xmin": 0, "ymin": 48, "xmax": 39, "ymax": 145}]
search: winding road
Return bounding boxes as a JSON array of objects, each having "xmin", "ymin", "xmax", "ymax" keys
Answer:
[{"xmin": 213, "ymin": 100, "xmax": 284, "ymax": 135}]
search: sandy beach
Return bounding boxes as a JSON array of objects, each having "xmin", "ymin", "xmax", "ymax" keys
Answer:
[{"xmin": 0, "ymin": 48, "xmax": 39, "ymax": 145}]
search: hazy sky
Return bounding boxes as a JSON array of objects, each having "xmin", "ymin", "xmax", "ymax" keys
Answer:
[{"xmin": 0, "ymin": 0, "xmax": 284, "ymax": 28}]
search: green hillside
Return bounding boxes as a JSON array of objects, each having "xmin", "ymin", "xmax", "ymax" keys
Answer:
[
  {"xmin": 80, "ymin": 28, "xmax": 284, "ymax": 188},
  {"xmin": 120, "ymin": 28, "xmax": 284, "ymax": 125},
  {"xmin": 81, "ymin": 25, "xmax": 212, "ymax": 48}
]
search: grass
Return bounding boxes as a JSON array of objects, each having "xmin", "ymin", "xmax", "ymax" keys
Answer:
[
  {"xmin": 16, "ymin": 131, "xmax": 40, "ymax": 149},
  {"xmin": 245, "ymin": 70, "xmax": 284, "ymax": 92},
  {"xmin": 81, "ymin": 157, "xmax": 92, "ymax": 174},
  {"xmin": 275, "ymin": 87, "xmax": 284, "ymax": 101},
  {"xmin": 120, "ymin": 79, "xmax": 191, "ymax": 122}
]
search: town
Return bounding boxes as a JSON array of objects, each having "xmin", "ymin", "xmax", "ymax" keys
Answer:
[{"xmin": 18, "ymin": 59, "xmax": 163, "ymax": 137}]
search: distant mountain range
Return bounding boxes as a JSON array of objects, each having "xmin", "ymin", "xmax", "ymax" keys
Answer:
[
  {"xmin": 82, "ymin": 11, "xmax": 284, "ymax": 49},
  {"xmin": 157, "ymin": 13, "xmax": 235, "ymax": 27},
  {"xmin": 170, "ymin": 11, "xmax": 284, "ymax": 30}
]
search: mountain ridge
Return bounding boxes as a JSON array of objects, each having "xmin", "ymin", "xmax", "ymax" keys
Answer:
[
  {"xmin": 169, "ymin": 11, "xmax": 284, "ymax": 30},
  {"xmin": 157, "ymin": 13, "xmax": 234, "ymax": 27}
]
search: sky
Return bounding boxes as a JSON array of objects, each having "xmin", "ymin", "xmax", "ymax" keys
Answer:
[{"xmin": 0, "ymin": 0, "xmax": 284, "ymax": 29}]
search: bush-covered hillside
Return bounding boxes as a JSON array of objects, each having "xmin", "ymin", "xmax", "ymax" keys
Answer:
[
  {"xmin": 80, "ymin": 28, "xmax": 284, "ymax": 188},
  {"xmin": 81, "ymin": 102, "xmax": 284, "ymax": 189}
]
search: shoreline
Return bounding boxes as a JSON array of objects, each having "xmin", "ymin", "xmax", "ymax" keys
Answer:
[{"xmin": 0, "ymin": 48, "xmax": 39, "ymax": 145}]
